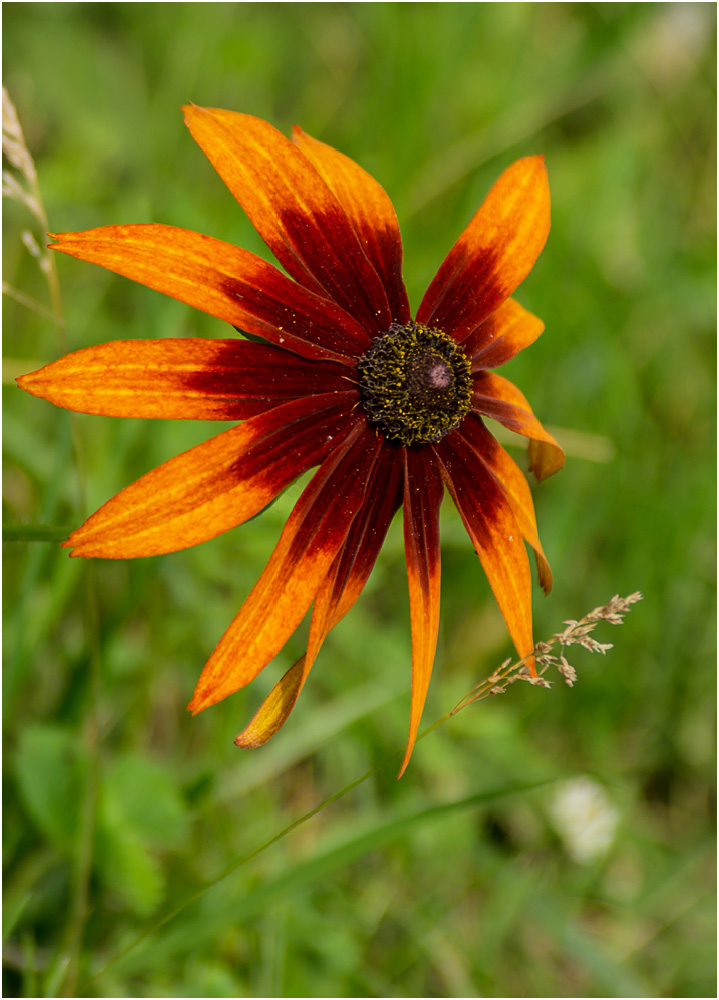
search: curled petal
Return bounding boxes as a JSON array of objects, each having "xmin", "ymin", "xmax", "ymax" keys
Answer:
[
  {"xmin": 50, "ymin": 224, "xmax": 367, "ymax": 362},
  {"xmin": 183, "ymin": 105, "xmax": 392, "ymax": 337},
  {"xmin": 235, "ymin": 655, "xmax": 310, "ymax": 749},
  {"xmin": 463, "ymin": 297, "xmax": 545, "ymax": 371},
  {"xmin": 189, "ymin": 421, "xmax": 383, "ymax": 713},
  {"xmin": 17, "ymin": 339, "xmax": 354, "ymax": 421},
  {"xmin": 472, "ymin": 372, "xmax": 565, "ymax": 481},
  {"xmin": 455, "ymin": 414, "xmax": 552, "ymax": 593},
  {"xmin": 62, "ymin": 393, "xmax": 355, "ymax": 558},
  {"xmin": 235, "ymin": 446, "xmax": 404, "ymax": 748},
  {"xmin": 436, "ymin": 431, "xmax": 535, "ymax": 670},
  {"xmin": 399, "ymin": 447, "xmax": 444, "ymax": 778},
  {"xmin": 292, "ymin": 126, "xmax": 410, "ymax": 326},
  {"xmin": 416, "ymin": 156, "xmax": 550, "ymax": 341}
]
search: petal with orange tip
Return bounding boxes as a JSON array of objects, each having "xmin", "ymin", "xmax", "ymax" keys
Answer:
[
  {"xmin": 50, "ymin": 224, "xmax": 366, "ymax": 363},
  {"xmin": 436, "ymin": 429, "xmax": 535, "ymax": 671},
  {"xmin": 462, "ymin": 297, "xmax": 545, "ymax": 372},
  {"xmin": 457, "ymin": 414, "xmax": 553, "ymax": 593},
  {"xmin": 292, "ymin": 126, "xmax": 410, "ymax": 326},
  {"xmin": 398, "ymin": 446, "xmax": 444, "ymax": 778},
  {"xmin": 182, "ymin": 105, "xmax": 392, "ymax": 337},
  {"xmin": 62, "ymin": 393, "xmax": 355, "ymax": 559},
  {"xmin": 17, "ymin": 338, "xmax": 353, "ymax": 421},
  {"xmin": 235, "ymin": 447, "xmax": 404, "ymax": 748},
  {"xmin": 189, "ymin": 421, "xmax": 382, "ymax": 713},
  {"xmin": 471, "ymin": 371, "xmax": 565, "ymax": 481},
  {"xmin": 416, "ymin": 156, "xmax": 550, "ymax": 341}
]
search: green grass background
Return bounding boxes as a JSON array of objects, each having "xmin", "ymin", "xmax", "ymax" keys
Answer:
[{"xmin": 3, "ymin": 3, "xmax": 715, "ymax": 997}]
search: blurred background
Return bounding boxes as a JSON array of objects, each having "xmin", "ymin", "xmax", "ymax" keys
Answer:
[{"xmin": 3, "ymin": 3, "xmax": 715, "ymax": 997}]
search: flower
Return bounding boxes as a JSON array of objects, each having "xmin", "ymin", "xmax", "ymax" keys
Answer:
[{"xmin": 18, "ymin": 106, "xmax": 564, "ymax": 776}]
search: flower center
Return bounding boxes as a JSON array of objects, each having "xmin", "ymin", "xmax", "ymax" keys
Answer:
[{"xmin": 357, "ymin": 322, "xmax": 473, "ymax": 446}]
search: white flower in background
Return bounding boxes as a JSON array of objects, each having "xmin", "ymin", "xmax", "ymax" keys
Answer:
[{"xmin": 549, "ymin": 776, "xmax": 619, "ymax": 865}]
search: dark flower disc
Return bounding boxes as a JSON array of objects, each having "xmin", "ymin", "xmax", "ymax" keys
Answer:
[{"xmin": 357, "ymin": 322, "xmax": 473, "ymax": 446}]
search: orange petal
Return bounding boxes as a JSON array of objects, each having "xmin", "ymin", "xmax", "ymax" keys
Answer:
[
  {"xmin": 189, "ymin": 420, "xmax": 382, "ymax": 712},
  {"xmin": 471, "ymin": 372, "xmax": 565, "ymax": 481},
  {"xmin": 235, "ymin": 445, "xmax": 404, "ymax": 748},
  {"xmin": 50, "ymin": 224, "xmax": 366, "ymax": 363},
  {"xmin": 63, "ymin": 393, "xmax": 354, "ymax": 558},
  {"xmin": 17, "ymin": 339, "xmax": 353, "ymax": 421},
  {"xmin": 416, "ymin": 156, "xmax": 550, "ymax": 341},
  {"xmin": 455, "ymin": 415, "xmax": 552, "ymax": 593},
  {"xmin": 398, "ymin": 447, "xmax": 444, "ymax": 778},
  {"xmin": 463, "ymin": 297, "xmax": 545, "ymax": 372},
  {"xmin": 436, "ymin": 430, "xmax": 535, "ymax": 669},
  {"xmin": 182, "ymin": 105, "xmax": 392, "ymax": 336},
  {"xmin": 292, "ymin": 126, "xmax": 410, "ymax": 326}
]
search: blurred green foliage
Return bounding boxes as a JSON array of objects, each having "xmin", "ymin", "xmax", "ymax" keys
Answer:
[{"xmin": 3, "ymin": 3, "xmax": 715, "ymax": 997}]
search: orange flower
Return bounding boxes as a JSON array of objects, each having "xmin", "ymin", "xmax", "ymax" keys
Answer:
[{"xmin": 18, "ymin": 106, "xmax": 564, "ymax": 776}]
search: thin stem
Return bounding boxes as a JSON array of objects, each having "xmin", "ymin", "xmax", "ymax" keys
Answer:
[{"xmin": 1, "ymin": 280, "xmax": 59, "ymax": 324}]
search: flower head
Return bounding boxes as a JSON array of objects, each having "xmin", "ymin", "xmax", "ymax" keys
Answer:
[{"xmin": 18, "ymin": 106, "xmax": 564, "ymax": 776}]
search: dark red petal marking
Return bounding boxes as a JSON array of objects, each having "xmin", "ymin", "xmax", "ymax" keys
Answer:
[
  {"xmin": 471, "ymin": 371, "xmax": 565, "ymax": 481},
  {"xmin": 189, "ymin": 419, "xmax": 383, "ymax": 712},
  {"xmin": 435, "ymin": 430, "xmax": 535, "ymax": 670},
  {"xmin": 62, "ymin": 392, "xmax": 355, "ymax": 558},
  {"xmin": 454, "ymin": 413, "xmax": 552, "ymax": 593},
  {"xmin": 462, "ymin": 297, "xmax": 545, "ymax": 372},
  {"xmin": 292, "ymin": 126, "xmax": 411, "ymax": 326},
  {"xmin": 416, "ymin": 157, "xmax": 550, "ymax": 342},
  {"xmin": 18, "ymin": 338, "xmax": 356, "ymax": 421},
  {"xmin": 50, "ymin": 224, "xmax": 367, "ymax": 363},
  {"xmin": 399, "ymin": 446, "xmax": 444, "ymax": 778},
  {"xmin": 183, "ymin": 105, "xmax": 392, "ymax": 338},
  {"xmin": 235, "ymin": 444, "xmax": 404, "ymax": 748}
]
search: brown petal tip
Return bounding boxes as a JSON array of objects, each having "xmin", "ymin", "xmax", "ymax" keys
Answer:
[{"xmin": 234, "ymin": 732, "xmax": 265, "ymax": 749}]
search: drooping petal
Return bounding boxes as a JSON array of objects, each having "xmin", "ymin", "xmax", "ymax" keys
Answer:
[
  {"xmin": 62, "ymin": 393, "xmax": 355, "ymax": 558},
  {"xmin": 235, "ymin": 445, "xmax": 404, "ymax": 748},
  {"xmin": 189, "ymin": 420, "xmax": 382, "ymax": 713},
  {"xmin": 462, "ymin": 297, "xmax": 545, "ymax": 371},
  {"xmin": 399, "ymin": 446, "xmax": 444, "ymax": 778},
  {"xmin": 416, "ymin": 157, "xmax": 550, "ymax": 341},
  {"xmin": 234, "ymin": 655, "xmax": 310, "ymax": 749},
  {"xmin": 292, "ymin": 126, "xmax": 411, "ymax": 326},
  {"xmin": 455, "ymin": 414, "xmax": 552, "ymax": 593},
  {"xmin": 50, "ymin": 225, "xmax": 367, "ymax": 363},
  {"xmin": 435, "ymin": 430, "xmax": 535, "ymax": 670},
  {"xmin": 183, "ymin": 105, "xmax": 392, "ymax": 336},
  {"xmin": 472, "ymin": 372, "xmax": 565, "ymax": 481},
  {"xmin": 17, "ymin": 338, "xmax": 354, "ymax": 421}
]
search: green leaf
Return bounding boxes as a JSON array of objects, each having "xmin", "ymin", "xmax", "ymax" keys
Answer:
[
  {"xmin": 13, "ymin": 726, "xmax": 90, "ymax": 852},
  {"xmin": 101, "ymin": 754, "xmax": 190, "ymax": 851},
  {"xmin": 95, "ymin": 825, "xmax": 164, "ymax": 918}
]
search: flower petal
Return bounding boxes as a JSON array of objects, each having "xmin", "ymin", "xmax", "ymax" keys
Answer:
[
  {"xmin": 50, "ymin": 224, "xmax": 367, "ymax": 363},
  {"xmin": 17, "ymin": 338, "xmax": 354, "ymax": 420},
  {"xmin": 472, "ymin": 372, "xmax": 565, "ymax": 481},
  {"xmin": 398, "ymin": 447, "xmax": 444, "ymax": 778},
  {"xmin": 292, "ymin": 126, "xmax": 410, "ymax": 326},
  {"xmin": 462, "ymin": 297, "xmax": 545, "ymax": 371},
  {"xmin": 455, "ymin": 414, "xmax": 553, "ymax": 593},
  {"xmin": 416, "ymin": 156, "xmax": 550, "ymax": 340},
  {"xmin": 62, "ymin": 393, "xmax": 355, "ymax": 558},
  {"xmin": 436, "ymin": 430, "xmax": 535, "ymax": 670},
  {"xmin": 183, "ymin": 105, "xmax": 392, "ymax": 336},
  {"xmin": 189, "ymin": 420, "xmax": 382, "ymax": 713},
  {"xmin": 233, "ymin": 655, "xmax": 310, "ymax": 749},
  {"xmin": 235, "ymin": 446, "xmax": 404, "ymax": 748}
]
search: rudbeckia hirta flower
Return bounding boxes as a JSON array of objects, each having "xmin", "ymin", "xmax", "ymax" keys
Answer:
[{"xmin": 18, "ymin": 106, "xmax": 564, "ymax": 775}]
